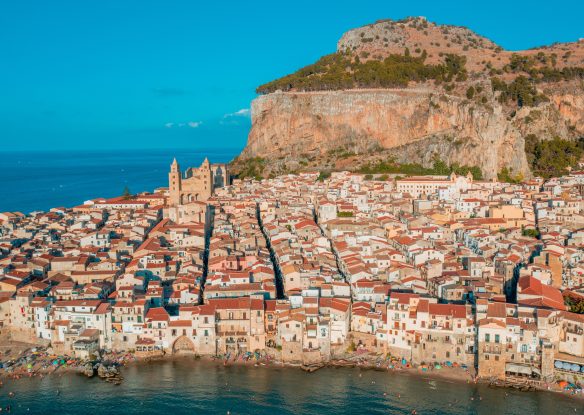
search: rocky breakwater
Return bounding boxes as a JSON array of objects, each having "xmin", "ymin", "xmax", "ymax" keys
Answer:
[{"xmin": 240, "ymin": 88, "xmax": 532, "ymax": 180}]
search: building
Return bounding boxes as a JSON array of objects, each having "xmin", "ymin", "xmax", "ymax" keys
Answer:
[{"xmin": 169, "ymin": 158, "xmax": 214, "ymax": 206}]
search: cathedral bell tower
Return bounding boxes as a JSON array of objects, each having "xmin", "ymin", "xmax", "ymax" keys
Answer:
[{"xmin": 169, "ymin": 158, "xmax": 182, "ymax": 206}]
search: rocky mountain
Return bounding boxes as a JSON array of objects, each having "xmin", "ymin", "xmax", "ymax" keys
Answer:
[{"xmin": 233, "ymin": 17, "xmax": 584, "ymax": 180}]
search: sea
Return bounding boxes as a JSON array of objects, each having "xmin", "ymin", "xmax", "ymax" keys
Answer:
[
  {"xmin": 0, "ymin": 149, "xmax": 241, "ymax": 214},
  {"xmin": 0, "ymin": 359, "xmax": 578, "ymax": 415}
]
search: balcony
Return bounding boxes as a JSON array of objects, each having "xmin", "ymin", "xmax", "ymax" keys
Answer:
[
  {"xmin": 482, "ymin": 345, "xmax": 502, "ymax": 354},
  {"xmin": 565, "ymin": 326, "xmax": 583, "ymax": 335},
  {"xmin": 218, "ymin": 331, "xmax": 248, "ymax": 336}
]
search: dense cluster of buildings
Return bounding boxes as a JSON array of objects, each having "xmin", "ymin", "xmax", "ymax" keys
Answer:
[{"xmin": 1, "ymin": 159, "xmax": 583, "ymax": 384}]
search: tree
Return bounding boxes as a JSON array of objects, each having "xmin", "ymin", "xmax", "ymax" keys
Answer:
[
  {"xmin": 317, "ymin": 171, "xmax": 331, "ymax": 182},
  {"xmin": 256, "ymin": 50, "xmax": 470, "ymax": 94},
  {"xmin": 466, "ymin": 86, "xmax": 475, "ymax": 99},
  {"xmin": 521, "ymin": 228, "xmax": 540, "ymax": 238},
  {"xmin": 498, "ymin": 167, "xmax": 522, "ymax": 183},
  {"xmin": 525, "ymin": 136, "xmax": 583, "ymax": 178},
  {"xmin": 432, "ymin": 159, "xmax": 450, "ymax": 175},
  {"xmin": 565, "ymin": 297, "xmax": 584, "ymax": 314},
  {"xmin": 122, "ymin": 186, "xmax": 131, "ymax": 199}
]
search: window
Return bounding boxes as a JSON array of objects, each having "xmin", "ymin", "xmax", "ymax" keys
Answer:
[
  {"xmin": 495, "ymin": 334, "xmax": 500, "ymax": 344},
  {"xmin": 485, "ymin": 333, "xmax": 490, "ymax": 343}
]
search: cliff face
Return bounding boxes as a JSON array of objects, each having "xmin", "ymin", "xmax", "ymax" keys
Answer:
[
  {"xmin": 241, "ymin": 89, "xmax": 528, "ymax": 179},
  {"xmin": 236, "ymin": 17, "xmax": 584, "ymax": 179}
]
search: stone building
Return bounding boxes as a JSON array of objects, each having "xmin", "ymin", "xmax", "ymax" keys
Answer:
[
  {"xmin": 167, "ymin": 157, "xmax": 225, "ymax": 224},
  {"xmin": 169, "ymin": 158, "xmax": 213, "ymax": 206}
]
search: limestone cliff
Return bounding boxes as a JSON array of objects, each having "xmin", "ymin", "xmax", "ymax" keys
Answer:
[{"xmin": 234, "ymin": 17, "xmax": 584, "ymax": 179}]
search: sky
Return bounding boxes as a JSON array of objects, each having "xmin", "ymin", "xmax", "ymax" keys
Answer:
[{"xmin": 1, "ymin": 0, "xmax": 583, "ymax": 152}]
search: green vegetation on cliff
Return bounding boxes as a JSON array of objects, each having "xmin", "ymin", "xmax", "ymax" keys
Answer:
[
  {"xmin": 491, "ymin": 53, "xmax": 584, "ymax": 108},
  {"xmin": 504, "ymin": 53, "xmax": 584, "ymax": 82},
  {"xmin": 358, "ymin": 158, "xmax": 483, "ymax": 180},
  {"xmin": 491, "ymin": 76, "xmax": 549, "ymax": 107},
  {"xmin": 497, "ymin": 135, "xmax": 583, "ymax": 182},
  {"xmin": 256, "ymin": 52, "xmax": 468, "ymax": 94},
  {"xmin": 524, "ymin": 135, "xmax": 583, "ymax": 178},
  {"xmin": 233, "ymin": 157, "xmax": 266, "ymax": 180}
]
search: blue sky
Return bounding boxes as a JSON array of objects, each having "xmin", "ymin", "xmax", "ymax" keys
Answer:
[{"xmin": 1, "ymin": 0, "xmax": 582, "ymax": 151}]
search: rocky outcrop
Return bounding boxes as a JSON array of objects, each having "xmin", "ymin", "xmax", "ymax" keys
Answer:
[
  {"xmin": 242, "ymin": 87, "xmax": 584, "ymax": 179},
  {"xmin": 236, "ymin": 18, "xmax": 584, "ymax": 179},
  {"xmin": 97, "ymin": 363, "xmax": 122, "ymax": 384}
]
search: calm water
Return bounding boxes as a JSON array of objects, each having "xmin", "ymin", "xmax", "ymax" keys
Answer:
[
  {"xmin": 0, "ymin": 360, "xmax": 578, "ymax": 414},
  {"xmin": 0, "ymin": 148, "xmax": 240, "ymax": 213}
]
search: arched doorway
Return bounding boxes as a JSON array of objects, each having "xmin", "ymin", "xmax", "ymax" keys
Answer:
[{"xmin": 172, "ymin": 336, "xmax": 196, "ymax": 355}]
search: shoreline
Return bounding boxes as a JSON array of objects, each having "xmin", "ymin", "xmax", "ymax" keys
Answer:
[
  {"xmin": 1, "ymin": 343, "xmax": 583, "ymax": 400},
  {"xmin": 119, "ymin": 353, "xmax": 584, "ymax": 400}
]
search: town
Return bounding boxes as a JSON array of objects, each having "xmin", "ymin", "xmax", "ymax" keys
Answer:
[{"xmin": 1, "ymin": 157, "xmax": 583, "ymax": 391}]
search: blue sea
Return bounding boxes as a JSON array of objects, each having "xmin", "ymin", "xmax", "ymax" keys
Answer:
[
  {"xmin": 0, "ymin": 360, "xmax": 578, "ymax": 415},
  {"xmin": 0, "ymin": 149, "xmax": 240, "ymax": 213}
]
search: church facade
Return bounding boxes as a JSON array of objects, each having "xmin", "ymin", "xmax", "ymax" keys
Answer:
[
  {"xmin": 166, "ymin": 158, "xmax": 229, "ymax": 224},
  {"xmin": 169, "ymin": 157, "xmax": 213, "ymax": 206}
]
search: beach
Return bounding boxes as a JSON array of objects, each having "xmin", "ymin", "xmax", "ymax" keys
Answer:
[
  {"xmin": 0, "ymin": 353, "xmax": 581, "ymax": 415},
  {"xmin": 1, "ymin": 338, "xmax": 582, "ymax": 403}
]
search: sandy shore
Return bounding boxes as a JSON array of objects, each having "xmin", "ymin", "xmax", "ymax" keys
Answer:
[
  {"xmin": 125, "ymin": 352, "xmax": 583, "ymax": 399},
  {"xmin": 1, "ymin": 342, "xmax": 582, "ymax": 400}
]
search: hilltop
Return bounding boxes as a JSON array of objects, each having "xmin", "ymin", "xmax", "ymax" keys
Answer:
[{"xmin": 233, "ymin": 17, "xmax": 584, "ymax": 180}]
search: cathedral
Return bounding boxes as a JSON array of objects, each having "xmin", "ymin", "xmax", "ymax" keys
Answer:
[
  {"xmin": 166, "ymin": 157, "xmax": 229, "ymax": 224},
  {"xmin": 168, "ymin": 157, "xmax": 213, "ymax": 206}
]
